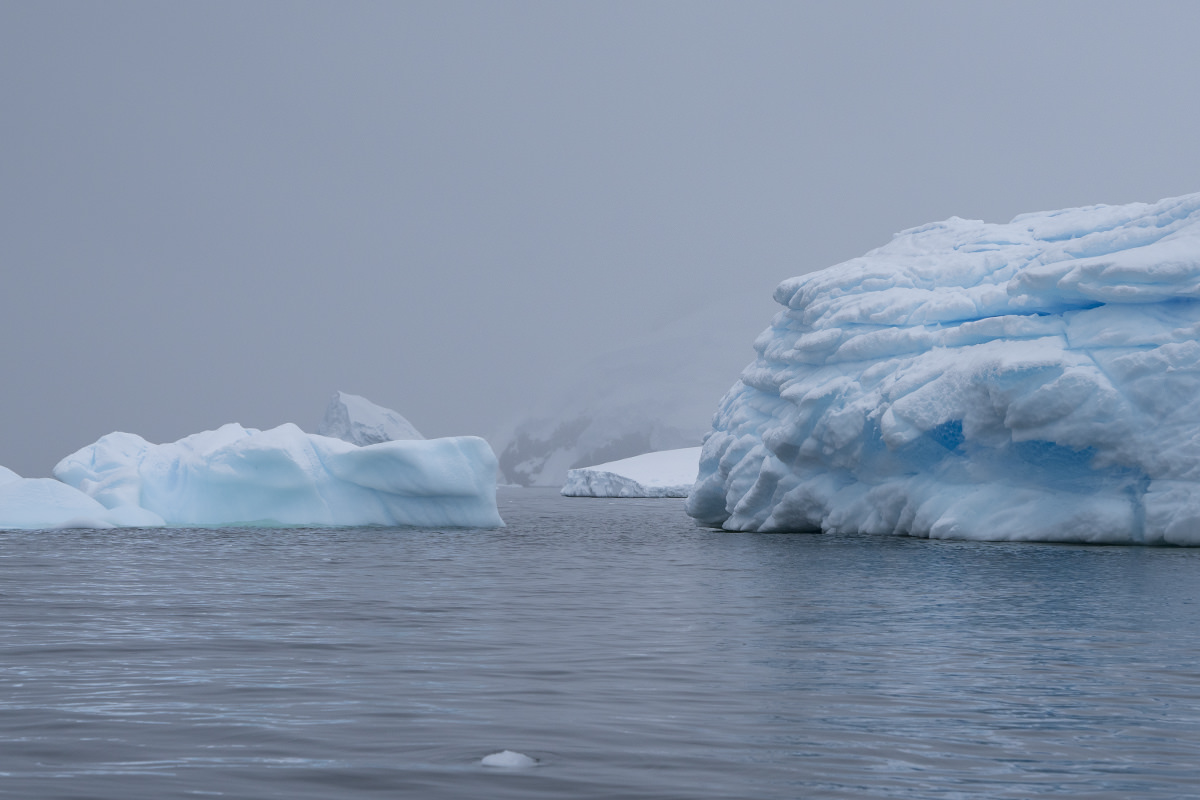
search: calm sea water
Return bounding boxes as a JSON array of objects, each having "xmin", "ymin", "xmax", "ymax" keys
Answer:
[{"xmin": 2, "ymin": 488, "xmax": 1200, "ymax": 799}]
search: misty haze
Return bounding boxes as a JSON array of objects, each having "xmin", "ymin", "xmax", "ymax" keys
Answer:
[{"xmin": 4, "ymin": 2, "xmax": 1200, "ymax": 798}]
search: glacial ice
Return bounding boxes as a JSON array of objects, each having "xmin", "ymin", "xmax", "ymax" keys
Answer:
[
  {"xmin": 0, "ymin": 468, "xmax": 166, "ymax": 530},
  {"xmin": 687, "ymin": 192, "xmax": 1200, "ymax": 544},
  {"xmin": 561, "ymin": 447, "xmax": 702, "ymax": 498},
  {"xmin": 318, "ymin": 390, "xmax": 424, "ymax": 445},
  {"xmin": 54, "ymin": 423, "xmax": 503, "ymax": 528}
]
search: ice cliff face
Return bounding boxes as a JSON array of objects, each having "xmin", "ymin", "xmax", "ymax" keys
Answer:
[
  {"xmin": 318, "ymin": 391, "xmax": 424, "ymax": 445},
  {"xmin": 687, "ymin": 192, "xmax": 1200, "ymax": 544}
]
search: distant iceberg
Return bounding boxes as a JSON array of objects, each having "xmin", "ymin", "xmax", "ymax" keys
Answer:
[
  {"xmin": 688, "ymin": 192, "xmax": 1200, "ymax": 544},
  {"xmin": 52, "ymin": 423, "xmax": 502, "ymax": 529},
  {"xmin": 561, "ymin": 447, "xmax": 701, "ymax": 498},
  {"xmin": 318, "ymin": 390, "xmax": 424, "ymax": 445}
]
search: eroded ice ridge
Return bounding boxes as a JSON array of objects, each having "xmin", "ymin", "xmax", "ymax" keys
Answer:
[
  {"xmin": 687, "ymin": 192, "xmax": 1200, "ymax": 544},
  {"xmin": 318, "ymin": 390, "xmax": 424, "ymax": 445},
  {"xmin": 561, "ymin": 447, "xmax": 701, "ymax": 498},
  {"xmin": 53, "ymin": 423, "xmax": 503, "ymax": 528}
]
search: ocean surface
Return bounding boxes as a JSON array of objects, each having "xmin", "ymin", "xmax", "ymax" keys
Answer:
[{"xmin": 3, "ymin": 488, "xmax": 1200, "ymax": 799}]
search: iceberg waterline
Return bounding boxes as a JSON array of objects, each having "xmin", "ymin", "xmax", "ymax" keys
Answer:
[{"xmin": 687, "ymin": 192, "xmax": 1200, "ymax": 544}]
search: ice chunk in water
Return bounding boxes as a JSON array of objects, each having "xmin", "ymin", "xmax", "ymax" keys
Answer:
[{"xmin": 481, "ymin": 750, "xmax": 537, "ymax": 768}]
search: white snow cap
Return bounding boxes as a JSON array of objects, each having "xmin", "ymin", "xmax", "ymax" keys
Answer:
[
  {"xmin": 562, "ymin": 447, "xmax": 701, "ymax": 498},
  {"xmin": 687, "ymin": 192, "xmax": 1200, "ymax": 544},
  {"xmin": 481, "ymin": 750, "xmax": 537, "ymax": 768},
  {"xmin": 318, "ymin": 391, "xmax": 424, "ymax": 445}
]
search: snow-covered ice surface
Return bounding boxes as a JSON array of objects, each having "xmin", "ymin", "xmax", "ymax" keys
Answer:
[
  {"xmin": 0, "ymin": 468, "xmax": 165, "ymax": 530},
  {"xmin": 318, "ymin": 390, "xmax": 424, "ymax": 445},
  {"xmin": 562, "ymin": 447, "xmax": 702, "ymax": 498},
  {"xmin": 688, "ymin": 192, "xmax": 1200, "ymax": 544},
  {"xmin": 55, "ymin": 423, "xmax": 502, "ymax": 528}
]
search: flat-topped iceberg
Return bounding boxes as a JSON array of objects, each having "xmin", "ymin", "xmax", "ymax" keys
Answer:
[
  {"xmin": 561, "ymin": 447, "xmax": 701, "ymax": 498},
  {"xmin": 687, "ymin": 192, "xmax": 1200, "ymax": 544},
  {"xmin": 54, "ymin": 423, "xmax": 503, "ymax": 528}
]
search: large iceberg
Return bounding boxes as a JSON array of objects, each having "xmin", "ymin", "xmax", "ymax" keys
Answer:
[
  {"xmin": 561, "ymin": 447, "xmax": 701, "ymax": 498},
  {"xmin": 687, "ymin": 192, "xmax": 1200, "ymax": 544},
  {"xmin": 54, "ymin": 423, "xmax": 503, "ymax": 528},
  {"xmin": 318, "ymin": 391, "xmax": 424, "ymax": 445}
]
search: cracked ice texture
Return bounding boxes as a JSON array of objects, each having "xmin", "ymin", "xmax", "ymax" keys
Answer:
[{"xmin": 686, "ymin": 192, "xmax": 1200, "ymax": 544}]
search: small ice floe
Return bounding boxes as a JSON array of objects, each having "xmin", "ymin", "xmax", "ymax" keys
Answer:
[{"xmin": 481, "ymin": 750, "xmax": 537, "ymax": 768}]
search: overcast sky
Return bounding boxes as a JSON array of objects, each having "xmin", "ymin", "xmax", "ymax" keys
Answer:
[{"xmin": 3, "ymin": 1, "xmax": 1199, "ymax": 476}]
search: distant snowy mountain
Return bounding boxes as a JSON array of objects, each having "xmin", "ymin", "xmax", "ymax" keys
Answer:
[
  {"xmin": 318, "ymin": 391, "xmax": 424, "ymax": 446},
  {"xmin": 495, "ymin": 294, "xmax": 772, "ymax": 487}
]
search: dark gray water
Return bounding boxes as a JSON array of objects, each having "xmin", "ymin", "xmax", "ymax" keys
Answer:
[{"xmin": 2, "ymin": 489, "xmax": 1200, "ymax": 799}]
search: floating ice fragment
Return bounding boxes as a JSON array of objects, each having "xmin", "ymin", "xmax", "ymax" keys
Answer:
[{"xmin": 481, "ymin": 750, "xmax": 537, "ymax": 768}]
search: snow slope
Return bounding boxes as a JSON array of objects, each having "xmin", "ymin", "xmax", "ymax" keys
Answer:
[
  {"xmin": 687, "ymin": 192, "xmax": 1200, "ymax": 544},
  {"xmin": 561, "ymin": 447, "xmax": 701, "ymax": 498}
]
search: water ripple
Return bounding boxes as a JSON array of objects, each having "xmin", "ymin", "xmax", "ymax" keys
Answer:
[{"xmin": 1, "ymin": 490, "xmax": 1199, "ymax": 798}]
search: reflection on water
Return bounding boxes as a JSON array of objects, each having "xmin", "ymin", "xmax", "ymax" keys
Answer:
[{"xmin": 1, "ymin": 489, "xmax": 1199, "ymax": 798}]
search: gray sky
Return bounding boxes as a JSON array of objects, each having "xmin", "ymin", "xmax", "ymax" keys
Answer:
[{"xmin": 3, "ymin": 0, "xmax": 1199, "ymax": 476}]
